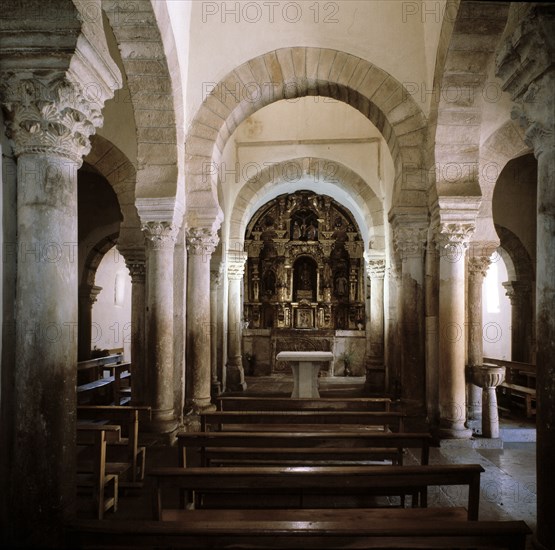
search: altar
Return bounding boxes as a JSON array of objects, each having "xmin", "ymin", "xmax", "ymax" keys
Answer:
[{"xmin": 276, "ymin": 351, "xmax": 334, "ymax": 398}]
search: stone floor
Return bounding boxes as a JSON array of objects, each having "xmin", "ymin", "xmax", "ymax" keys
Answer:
[{"xmin": 80, "ymin": 374, "xmax": 537, "ymax": 547}]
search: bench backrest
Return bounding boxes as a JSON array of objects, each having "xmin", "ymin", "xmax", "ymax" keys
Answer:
[
  {"xmin": 199, "ymin": 411, "xmax": 404, "ymax": 432},
  {"xmin": 216, "ymin": 396, "xmax": 392, "ymax": 412},
  {"xmin": 177, "ymin": 431, "xmax": 431, "ymax": 467},
  {"xmin": 150, "ymin": 463, "xmax": 484, "ymax": 520}
]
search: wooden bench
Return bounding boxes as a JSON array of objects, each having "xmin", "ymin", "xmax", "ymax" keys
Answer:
[
  {"xmin": 216, "ymin": 396, "xmax": 393, "ymax": 412},
  {"xmin": 77, "ymin": 405, "xmax": 151, "ymax": 484},
  {"xmin": 177, "ymin": 431, "xmax": 431, "ymax": 468},
  {"xmin": 67, "ymin": 515, "xmax": 531, "ymax": 549},
  {"xmin": 76, "ymin": 425, "xmax": 123, "ymax": 519},
  {"xmin": 485, "ymin": 357, "xmax": 537, "ymax": 417},
  {"xmin": 199, "ymin": 411, "xmax": 404, "ymax": 432},
  {"xmin": 150, "ymin": 463, "xmax": 484, "ymax": 520},
  {"xmin": 77, "ymin": 353, "xmax": 124, "ymax": 384},
  {"xmin": 499, "ymin": 383, "xmax": 537, "ymax": 418}
]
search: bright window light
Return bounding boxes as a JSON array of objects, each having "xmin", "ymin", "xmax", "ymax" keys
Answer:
[
  {"xmin": 114, "ymin": 270, "xmax": 126, "ymax": 307},
  {"xmin": 484, "ymin": 259, "xmax": 500, "ymax": 314}
]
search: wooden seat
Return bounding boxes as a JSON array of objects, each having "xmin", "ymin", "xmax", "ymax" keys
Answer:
[
  {"xmin": 76, "ymin": 427, "xmax": 121, "ymax": 519},
  {"xmin": 216, "ymin": 396, "xmax": 393, "ymax": 412},
  {"xmin": 499, "ymin": 383, "xmax": 536, "ymax": 417},
  {"xmin": 150, "ymin": 463, "xmax": 484, "ymax": 520},
  {"xmin": 77, "ymin": 405, "xmax": 151, "ymax": 484},
  {"xmin": 178, "ymin": 431, "xmax": 431, "ymax": 468},
  {"xmin": 67, "ymin": 516, "xmax": 531, "ymax": 549},
  {"xmin": 199, "ymin": 410, "xmax": 404, "ymax": 432}
]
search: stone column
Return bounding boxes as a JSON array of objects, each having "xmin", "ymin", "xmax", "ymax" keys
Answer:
[
  {"xmin": 186, "ymin": 228, "xmax": 219, "ymax": 412},
  {"xmin": 125, "ymin": 258, "xmax": 147, "ymax": 405},
  {"xmin": 364, "ymin": 257, "xmax": 386, "ymax": 393},
  {"xmin": 466, "ymin": 255, "xmax": 491, "ymax": 426},
  {"xmin": 392, "ymin": 216, "xmax": 427, "ymax": 414},
  {"xmin": 226, "ymin": 252, "xmax": 248, "ymax": 392},
  {"xmin": 0, "ymin": 74, "xmax": 119, "ymax": 543},
  {"xmin": 210, "ymin": 266, "xmax": 223, "ymax": 396},
  {"xmin": 496, "ymin": 6, "xmax": 555, "ymax": 546},
  {"xmin": 78, "ymin": 284, "xmax": 102, "ymax": 361},
  {"xmin": 436, "ymin": 222, "xmax": 474, "ymax": 439},
  {"xmin": 502, "ymin": 281, "xmax": 532, "ymax": 363},
  {"xmin": 143, "ymin": 222, "xmax": 178, "ymax": 433}
]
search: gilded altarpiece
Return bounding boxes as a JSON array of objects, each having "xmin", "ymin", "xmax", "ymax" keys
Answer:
[{"xmin": 243, "ymin": 191, "xmax": 367, "ymax": 374}]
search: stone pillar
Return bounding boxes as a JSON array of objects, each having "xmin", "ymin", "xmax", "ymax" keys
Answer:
[
  {"xmin": 186, "ymin": 228, "xmax": 219, "ymax": 412},
  {"xmin": 125, "ymin": 258, "xmax": 147, "ymax": 405},
  {"xmin": 226, "ymin": 252, "xmax": 248, "ymax": 392},
  {"xmin": 496, "ymin": 6, "xmax": 555, "ymax": 546},
  {"xmin": 502, "ymin": 280, "xmax": 532, "ymax": 363},
  {"xmin": 210, "ymin": 266, "xmax": 223, "ymax": 396},
  {"xmin": 143, "ymin": 222, "xmax": 178, "ymax": 433},
  {"xmin": 0, "ymin": 73, "xmax": 119, "ymax": 544},
  {"xmin": 392, "ymin": 215, "xmax": 427, "ymax": 414},
  {"xmin": 436, "ymin": 222, "xmax": 474, "ymax": 439},
  {"xmin": 364, "ymin": 257, "xmax": 386, "ymax": 394},
  {"xmin": 466, "ymin": 255, "xmax": 491, "ymax": 426},
  {"xmin": 78, "ymin": 284, "xmax": 102, "ymax": 361}
]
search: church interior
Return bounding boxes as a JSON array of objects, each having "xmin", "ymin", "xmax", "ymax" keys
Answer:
[{"xmin": 0, "ymin": 1, "xmax": 553, "ymax": 548}]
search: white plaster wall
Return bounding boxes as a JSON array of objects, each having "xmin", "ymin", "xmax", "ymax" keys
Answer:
[
  {"xmin": 185, "ymin": 0, "xmax": 438, "ymax": 124},
  {"xmin": 91, "ymin": 246, "xmax": 132, "ymax": 360},
  {"xmin": 220, "ymin": 97, "xmax": 392, "ymax": 249},
  {"xmin": 482, "ymin": 255, "xmax": 511, "ymax": 360}
]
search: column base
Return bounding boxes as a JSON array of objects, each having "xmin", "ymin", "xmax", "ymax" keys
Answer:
[
  {"xmin": 188, "ymin": 397, "xmax": 216, "ymax": 413},
  {"xmin": 226, "ymin": 363, "xmax": 247, "ymax": 392},
  {"xmin": 364, "ymin": 357, "xmax": 385, "ymax": 395},
  {"xmin": 146, "ymin": 409, "xmax": 178, "ymax": 435},
  {"xmin": 211, "ymin": 380, "xmax": 222, "ymax": 397},
  {"xmin": 439, "ymin": 423, "xmax": 473, "ymax": 439}
]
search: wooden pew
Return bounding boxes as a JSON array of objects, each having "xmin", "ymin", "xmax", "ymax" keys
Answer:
[
  {"xmin": 199, "ymin": 410, "xmax": 404, "ymax": 432},
  {"xmin": 177, "ymin": 431, "xmax": 431, "ymax": 468},
  {"xmin": 150, "ymin": 463, "xmax": 484, "ymax": 520},
  {"xmin": 216, "ymin": 396, "xmax": 393, "ymax": 412},
  {"xmin": 67, "ymin": 515, "xmax": 531, "ymax": 549},
  {"xmin": 77, "ymin": 405, "xmax": 151, "ymax": 484},
  {"xmin": 485, "ymin": 357, "xmax": 537, "ymax": 417},
  {"xmin": 76, "ymin": 425, "xmax": 122, "ymax": 519}
]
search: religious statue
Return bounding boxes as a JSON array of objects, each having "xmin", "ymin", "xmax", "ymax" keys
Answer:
[
  {"xmin": 335, "ymin": 274, "xmax": 348, "ymax": 296},
  {"xmin": 299, "ymin": 263, "xmax": 311, "ymax": 290},
  {"xmin": 292, "ymin": 221, "xmax": 302, "ymax": 240}
]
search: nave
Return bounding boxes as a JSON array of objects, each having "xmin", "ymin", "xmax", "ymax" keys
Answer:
[{"xmin": 69, "ymin": 374, "xmax": 536, "ymax": 549}]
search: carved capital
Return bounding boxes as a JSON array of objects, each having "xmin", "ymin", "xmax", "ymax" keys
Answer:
[
  {"xmin": 227, "ymin": 251, "xmax": 248, "ymax": 280},
  {"xmin": 435, "ymin": 222, "xmax": 475, "ymax": 249},
  {"xmin": 467, "ymin": 256, "xmax": 491, "ymax": 281},
  {"xmin": 80, "ymin": 284, "xmax": 102, "ymax": 307},
  {"xmin": 503, "ymin": 280, "xmax": 531, "ymax": 306},
  {"xmin": 185, "ymin": 227, "xmax": 219, "ymax": 257},
  {"xmin": 366, "ymin": 259, "xmax": 386, "ymax": 280},
  {"xmin": 126, "ymin": 260, "xmax": 146, "ymax": 284},
  {"xmin": 143, "ymin": 221, "xmax": 178, "ymax": 251},
  {"xmin": 0, "ymin": 75, "xmax": 105, "ymax": 163},
  {"xmin": 393, "ymin": 226, "xmax": 428, "ymax": 259},
  {"xmin": 210, "ymin": 267, "xmax": 223, "ymax": 290}
]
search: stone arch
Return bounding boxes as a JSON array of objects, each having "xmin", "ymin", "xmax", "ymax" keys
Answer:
[
  {"xmin": 102, "ymin": 1, "xmax": 184, "ymax": 216},
  {"xmin": 429, "ymin": 1, "xmax": 511, "ymax": 196},
  {"xmin": 494, "ymin": 224, "xmax": 534, "ymax": 283},
  {"xmin": 81, "ymin": 233, "xmax": 120, "ymax": 291},
  {"xmin": 186, "ymin": 47, "xmax": 427, "ymax": 225},
  {"xmin": 85, "ymin": 134, "xmax": 141, "ymax": 236},
  {"xmin": 228, "ymin": 157, "xmax": 384, "ymax": 252}
]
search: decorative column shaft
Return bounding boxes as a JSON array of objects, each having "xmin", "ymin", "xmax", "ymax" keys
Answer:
[
  {"xmin": 466, "ymin": 255, "xmax": 491, "ymax": 424},
  {"xmin": 392, "ymin": 217, "xmax": 427, "ymax": 413},
  {"xmin": 78, "ymin": 284, "xmax": 102, "ymax": 361},
  {"xmin": 226, "ymin": 252, "xmax": 248, "ymax": 392},
  {"xmin": 496, "ymin": 6, "xmax": 555, "ymax": 546},
  {"xmin": 503, "ymin": 280, "xmax": 532, "ymax": 363},
  {"xmin": 144, "ymin": 222, "xmax": 178, "ymax": 433},
  {"xmin": 186, "ymin": 228, "xmax": 219, "ymax": 411},
  {"xmin": 210, "ymin": 266, "xmax": 223, "ymax": 396},
  {"xmin": 125, "ymin": 258, "xmax": 146, "ymax": 406},
  {"xmin": 366, "ymin": 258, "xmax": 386, "ymax": 358},
  {"xmin": 436, "ymin": 222, "xmax": 474, "ymax": 438},
  {"xmin": 0, "ymin": 62, "xmax": 119, "ymax": 545}
]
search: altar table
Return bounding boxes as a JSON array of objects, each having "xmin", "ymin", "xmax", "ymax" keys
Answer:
[{"xmin": 276, "ymin": 351, "xmax": 334, "ymax": 398}]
